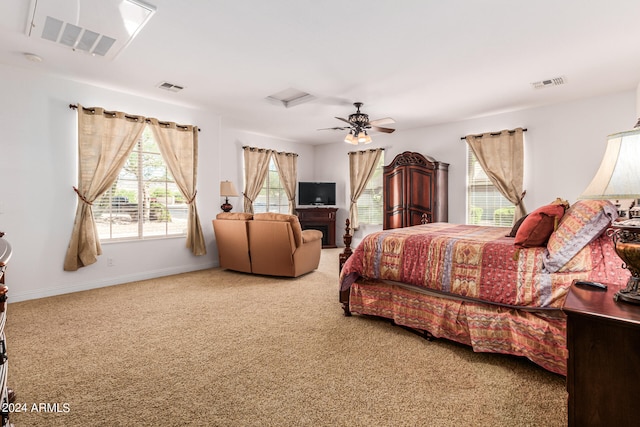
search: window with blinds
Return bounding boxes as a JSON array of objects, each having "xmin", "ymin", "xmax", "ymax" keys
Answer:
[
  {"xmin": 253, "ymin": 157, "xmax": 289, "ymax": 214},
  {"xmin": 467, "ymin": 148, "xmax": 514, "ymax": 226},
  {"xmin": 95, "ymin": 126, "xmax": 188, "ymax": 240},
  {"xmin": 357, "ymin": 153, "xmax": 384, "ymax": 225}
]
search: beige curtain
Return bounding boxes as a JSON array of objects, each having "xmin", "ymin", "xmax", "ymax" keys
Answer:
[
  {"xmin": 64, "ymin": 105, "xmax": 146, "ymax": 271},
  {"xmin": 273, "ymin": 151, "xmax": 298, "ymax": 214},
  {"xmin": 465, "ymin": 128, "xmax": 527, "ymax": 221},
  {"xmin": 243, "ymin": 147, "xmax": 272, "ymax": 213},
  {"xmin": 348, "ymin": 148, "xmax": 384, "ymax": 229},
  {"xmin": 148, "ymin": 119, "xmax": 206, "ymax": 256}
]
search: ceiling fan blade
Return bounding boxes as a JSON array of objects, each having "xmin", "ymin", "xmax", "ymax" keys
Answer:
[
  {"xmin": 369, "ymin": 117, "xmax": 395, "ymax": 126},
  {"xmin": 335, "ymin": 117, "xmax": 352, "ymax": 125},
  {"xmin": 372, "ymin": 126, "xmax": 395, "ymax": 134},
  {"xmin": 317, "ymin": 126, "xmax": 349, "ymax": 131}
]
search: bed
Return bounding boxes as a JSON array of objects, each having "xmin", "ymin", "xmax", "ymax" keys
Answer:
[{"xmin": 338, "ymin": 199, "xmax": 630, "ymax": 375}]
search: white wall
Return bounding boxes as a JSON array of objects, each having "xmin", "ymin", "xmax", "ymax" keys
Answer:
[
  {"xmin": 2, "ymin": 59, "xmax": 636, "ymax": 302},
  {"xmin": 0, "ymin": 63, "xmax": 225, "ymax": 302},
  {"xmin": 314, "ymin": 89, "xmax": 637, "ymax": 246}
]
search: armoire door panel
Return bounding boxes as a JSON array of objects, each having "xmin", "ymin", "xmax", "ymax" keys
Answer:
[
  {"xmin": 407, "ymin": 167, "xmax": 434, "ymax": 213},
  {"xmin": 383, "ymin": 168, "xmax": 406, "ymax": 229},
  {"xmin": 384, "ymin": 169, "xmax": 405, "ymax": 211},
  {"xmin": 386, "ymin": 211, "xmax": 405, "ymax": 229},
  {"xmin": 383, "ymin": 151, "xmax": 448, "ymax": 230}
]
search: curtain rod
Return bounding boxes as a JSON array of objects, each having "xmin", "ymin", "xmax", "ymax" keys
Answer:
[
  {"xmin": 460, "ymin": 128, "xmax": 527, "ymax": 140},
  {"xmin": 348, "ymin": 148, "xmax": 385, "ymax": 154},
  {"xmin": 241, "ymin": 146, "xmax": 299, "ymax": 156},
  {"xmin": 69, "ymin": 104, "xmax": 200, "ymax": 132}
]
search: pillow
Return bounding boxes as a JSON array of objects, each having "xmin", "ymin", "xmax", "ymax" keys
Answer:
[
  {"xmin": 507, "ymin": 214, "xmax": 528, "ymax": 237},
  {"xmin": 253, "ymin": 213, "xmax": 303, "ymax": 247},
  {"xmin": 514, "ymin": 204, "xmax": 566, "ymax": 248},
  {"xmin": 216, "ymin": 212, "xmax": 253, "ymax": 220},
  {"xmin": 543, "ymin": 199, "xmax": 618, "ymax": 273}
]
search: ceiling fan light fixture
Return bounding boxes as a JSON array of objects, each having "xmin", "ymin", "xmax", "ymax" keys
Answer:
[
  {"xmin": 327, "ymin": 102, "xmax": 394, "ymax": 144},
  {"xmin": 344, "ymin": 132, "xmax": 357, "ymax": 145},
  {"xmin": 357, "ymin": 131, "xmax": 370, "ymax": 144}
]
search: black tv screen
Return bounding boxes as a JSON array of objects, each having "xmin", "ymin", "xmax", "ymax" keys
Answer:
[{"xmin": 298, "ymin": 182, "xmax": 336, "ymax": 206}]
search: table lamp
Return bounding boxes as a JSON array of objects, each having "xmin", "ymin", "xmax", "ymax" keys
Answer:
[
  {"xmin": 220, "ymin": 180, "xmax": 239, "ymax": 212},
  {"xmin": 579, "ymin": 124, "xmax": 640, "ymax": 303}
]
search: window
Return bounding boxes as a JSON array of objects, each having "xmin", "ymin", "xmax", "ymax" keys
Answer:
[
  {"xmin": 356, "ymin": 152, "xmax": 384, "ymax": 225},
  {"xmin": 467, "ymin": 148, "xmax": 514, "ymax": 226},
  {"xmin": 253, "ymin": 157, "xmax": 288, "ymax": 214},
  {"xmin": 95, "ymin": 126, "xmax": 188, "ymax": 240}
]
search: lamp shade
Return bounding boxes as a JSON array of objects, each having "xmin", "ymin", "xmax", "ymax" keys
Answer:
[
  {"xmin": 579, "ymin": 128, "xmax": 640, "ymax": 200},
  {"xmin": 220, "ymin": 180, "xmax": 239, "ymax": 197},
  {"xmin": 344, "ymin": 132, "xmax": 357, "ymax": 145}
]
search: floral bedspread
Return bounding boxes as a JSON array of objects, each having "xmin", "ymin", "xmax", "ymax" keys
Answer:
[{"xmin": 340, "ymin": 222, "xmax": 628, "ymax": 309}]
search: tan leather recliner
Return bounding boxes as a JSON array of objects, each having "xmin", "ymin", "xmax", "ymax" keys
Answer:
[
  {"xmin": 248, "ymin": 213, "xmax": 323, "ymax": 277},
  {"xmin": 212, "ymin": 212, "xmax": 253, "ymax": 273}
]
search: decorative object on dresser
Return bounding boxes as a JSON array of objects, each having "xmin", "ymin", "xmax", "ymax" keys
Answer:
[
  {"xmin": 579, "ymin": 124, "xmax": 640, "ymax": 304},
  {"xmin": 296, "ymin": 207, "xmax": 337, "ymax": 248},
  {"xmin": 220, "ymin": 180, "xmax": 239, "ymax": 212},
  {"xmin": 0, "ymin": 233, "xmax": 13, "ymax": 427},
  {"xmin": 383, "ymin": 151, "xmax": 448, "ymax": 229},
  {"xmin": 563, "ymin": 280, "xmax": 640, "ymax": 426}
]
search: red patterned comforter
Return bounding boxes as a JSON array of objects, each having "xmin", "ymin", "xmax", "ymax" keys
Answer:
[{"xmin": 340, "ymin": 223, "xmax": 627, "ymax": 309}]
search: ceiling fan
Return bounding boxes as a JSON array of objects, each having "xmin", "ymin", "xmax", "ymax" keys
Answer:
[{"xmin": 319, "ymin": 102, "xmax": 395, "ymax": 145}]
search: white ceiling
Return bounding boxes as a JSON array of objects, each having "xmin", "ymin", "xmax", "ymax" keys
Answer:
[{"xmin": 2, "ymin": 0, "xmax": 640, "ymax": 145}]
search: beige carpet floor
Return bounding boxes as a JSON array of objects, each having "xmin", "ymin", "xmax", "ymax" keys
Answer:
[{"xmin": 4, "ymin": 249, "xmax": 567, "ymax": 426}]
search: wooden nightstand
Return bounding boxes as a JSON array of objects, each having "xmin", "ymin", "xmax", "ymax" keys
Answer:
[{"xmin": 563, "ymin": 280, "xmax": 640, "ymax": 427}]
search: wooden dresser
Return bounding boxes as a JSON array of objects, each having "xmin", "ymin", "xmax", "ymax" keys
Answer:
[
  {"xmin": 563, "ymin": 281, "xmax": 640, "ymax": 427},
  {"xmin": 383, "ymin": 151, "xmax": 448, "ymax": 229},
  {"xmin": 0, "ymin": 235, "xmax": 11, "ymax": 427}
]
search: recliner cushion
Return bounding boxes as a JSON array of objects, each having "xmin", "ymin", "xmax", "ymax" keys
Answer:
[
  {"xmin": 216, "ymin": 212, "xmax": 253, "ymax": 220},
  {"xmin": 253, "ymin": 213, "xmax": 303, "ymax": 247}
]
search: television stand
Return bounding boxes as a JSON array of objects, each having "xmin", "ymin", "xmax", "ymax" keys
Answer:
[{"xmin": 295, "ymin": 207, "xmax": 337, "ymax": 248}]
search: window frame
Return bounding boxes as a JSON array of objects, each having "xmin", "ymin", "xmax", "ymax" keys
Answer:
[
  {"xmin": 466, "ymin": 147, "xmax": 515, "ymax": 226},
  {"xmin": 95, "ymin": 126, "xmax": 188, "ymax": 242},
  {"xmin": 356, "ymin": 152, "xmax": 384, "ymax": 226},
  {"xmin": 252, "ymin": 157, "xmax": 289, "ymax": 214}
]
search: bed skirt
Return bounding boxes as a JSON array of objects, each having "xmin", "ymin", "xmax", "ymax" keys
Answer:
[{"xmin": 349, "ymin": 278, "xmax": 568, "ymax": 375}]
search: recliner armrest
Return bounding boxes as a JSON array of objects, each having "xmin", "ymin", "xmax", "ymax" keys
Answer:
[{"xmin": 301, "ymin": 229, "xmax": 323, "ymax": 243}]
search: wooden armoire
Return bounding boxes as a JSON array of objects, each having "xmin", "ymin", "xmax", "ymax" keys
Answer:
[{"xmin": 383, "ymin": 151, "xmax": 449, "ymax": 229}]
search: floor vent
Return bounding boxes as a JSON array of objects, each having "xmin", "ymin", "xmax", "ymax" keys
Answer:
[{"xmin": 531, "ymin": 76, "xmax": 567, "ymax": 89}]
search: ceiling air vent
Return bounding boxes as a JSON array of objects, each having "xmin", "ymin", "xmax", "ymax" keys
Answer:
[
  {"xmin": 266, "ymin": 88, "xmax": 315, "ymax": 108},
  {"xmin": 158, "ymin": 82, "xmax": 184, "ymax": 93},
  {"xmin": 531, "ymin": 76, "xmax": 567, "ymax": 89},
  {"xmin": 25, "ymin": 0, "xmax": 156, "ymax": 60}
]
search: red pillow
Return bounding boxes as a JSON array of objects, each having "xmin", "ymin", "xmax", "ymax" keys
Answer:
[{"xmin": 514, "ymin": 204, "xmax": 566, "ymax": 248}]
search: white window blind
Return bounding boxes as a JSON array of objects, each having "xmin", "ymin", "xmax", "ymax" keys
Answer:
[
  {"xmin": 356, "ymin": 152, "xmax": 384, "ymax": 225},
  {"xmin": 467, "ymin": 148, "xmax": 514, "ymax": 226},
  {"xmin": 253, "ymin": 157, "xmax": 288, "ymax": 214},
  {"xmin": 95, "ymin": 126, "xmax": 188, "ymax": 240}
]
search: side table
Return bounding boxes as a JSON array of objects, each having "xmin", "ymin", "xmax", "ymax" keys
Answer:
[{"xmin": 563, "ymin": 280, "xmax": 640, "ymax": 427}]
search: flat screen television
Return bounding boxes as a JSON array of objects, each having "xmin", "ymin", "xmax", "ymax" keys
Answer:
[{"xmin": 298, "ymin": 182, "xmax": 336, "ymax": 206}]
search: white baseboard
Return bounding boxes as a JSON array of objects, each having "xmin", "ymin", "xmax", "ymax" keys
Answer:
[{"xmin": 9, "ymin": 262, "xmax": 218, "ymax": 303}]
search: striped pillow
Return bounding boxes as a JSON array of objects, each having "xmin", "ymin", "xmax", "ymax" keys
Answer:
[{"xmin": 543, "ymin": 199, "xmax": 617, "ymax": 273}]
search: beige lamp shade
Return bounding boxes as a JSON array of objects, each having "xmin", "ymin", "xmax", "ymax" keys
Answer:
[
  {"xmin": 220, "ymin": 180, "xmax": 239, "ymax": 197},
  {"xmin": 579, "ymin": 128, "xmax": 640, "ymax": 200}
]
